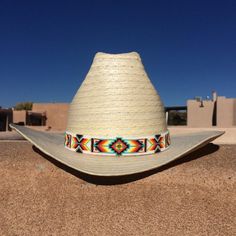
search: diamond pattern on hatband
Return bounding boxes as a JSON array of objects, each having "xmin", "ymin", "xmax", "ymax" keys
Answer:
[{"xmin": 64, "ymin": 130, "xmax": 171, "ymax": 156}]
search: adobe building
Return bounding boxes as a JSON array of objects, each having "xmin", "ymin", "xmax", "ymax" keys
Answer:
[
  {"xmin": 32, "ymin": 103, "xmax": 69, "ymax": 131},
  {"xmin": 0, "ymin": 103, "xmax": 69, "ymax": 131},
  {"xmin": 0, "ymin": 108, "xmax": 13, "ymax": 131},
  {"xmin": 1, "ymin": 93, "xmax": 235, "ymax": 131},
  {"xmin": 217, "ymin": 96, "xmax": 236, "ymax": 127},
  {"xmin": 187, "ymin": 92, "xmax": 236, "ymax": 127}
]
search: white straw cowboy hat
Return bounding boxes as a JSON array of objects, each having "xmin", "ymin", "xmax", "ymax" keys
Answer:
[{"xmin": 10, "ymin": 52, "xmax": 224, "ymax": 176}]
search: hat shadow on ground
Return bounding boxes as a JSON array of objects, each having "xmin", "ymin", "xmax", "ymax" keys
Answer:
[{"xmin": 32, "ymin": 144, "xmax": 219, "ymax": 185}]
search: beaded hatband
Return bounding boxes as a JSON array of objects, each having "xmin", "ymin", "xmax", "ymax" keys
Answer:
[{"xmin": 64, "ymin": 130, "xmax": 171, "ymax": 156}]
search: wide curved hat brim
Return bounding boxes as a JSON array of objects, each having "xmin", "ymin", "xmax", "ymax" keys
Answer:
[{"xmin": 10, "ymin": 124, "xmax": 224, "ymax": 176}]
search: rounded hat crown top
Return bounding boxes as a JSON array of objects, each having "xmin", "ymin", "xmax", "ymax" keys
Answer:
[
  {"xmin": 66, "ymin": 52, "xmax": 167, "ymax": 137},
  {"xmin": 94, "ymin": 51, "xmax": 141, "ymax": 59}
]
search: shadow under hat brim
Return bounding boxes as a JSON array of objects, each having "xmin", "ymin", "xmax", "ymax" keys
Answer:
[{"xmin": 10, "ymin": 124, "xmax": 224, "ymax": 176}]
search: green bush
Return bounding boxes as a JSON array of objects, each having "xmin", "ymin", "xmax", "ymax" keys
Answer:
[
  {"xmin": 168, "ymin": 111, "xmax": 187, "ymax": 126},
  {"xmin": 14, "ymin": 102, "xmax": 33, "ymax": 110}
]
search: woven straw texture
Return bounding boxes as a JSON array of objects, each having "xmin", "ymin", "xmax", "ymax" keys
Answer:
[{"xmin": 66, "ymin": 52, "xmax": 167, "ymax": 137}]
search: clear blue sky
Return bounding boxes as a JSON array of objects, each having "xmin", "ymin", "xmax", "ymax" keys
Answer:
[{"xmin": 0, "ymin": 0, "xmax": 235, "ymax": 108}]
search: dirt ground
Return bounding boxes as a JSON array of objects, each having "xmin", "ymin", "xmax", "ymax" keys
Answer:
[{"xmin": 0, "ymin": 142, "xmax": 235, "ymax": 236}]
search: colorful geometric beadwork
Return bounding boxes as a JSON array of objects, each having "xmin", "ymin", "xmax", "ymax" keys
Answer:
[{"xmin": 64, "ymin": 130, "xmax": 171, "ymax": 156}]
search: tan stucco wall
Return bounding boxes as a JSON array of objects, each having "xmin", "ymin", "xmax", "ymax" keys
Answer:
[
  {"xmin": 217, "ymin": 96, "xmax": 236, "ymax": 127},
  {"xmin": 187, "ymin": 100, "xmax": 215, "ymax": 127},
  {"xmin": 32, "ymin": 103, "xmax": 69, "ymax": 131},
  {"xmin": 13, "ymin": 110, "xmax": 26, "ymax": 124}
]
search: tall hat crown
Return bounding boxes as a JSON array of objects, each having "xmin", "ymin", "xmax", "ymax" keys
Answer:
[{"xmin": 66, "ymin": 52, "xmax": 167, "ymax": 137}]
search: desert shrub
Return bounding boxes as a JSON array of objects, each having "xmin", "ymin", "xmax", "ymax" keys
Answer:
[{"xmin": 14, "ymin": 102, "xmax": 33, "ymax": 110}]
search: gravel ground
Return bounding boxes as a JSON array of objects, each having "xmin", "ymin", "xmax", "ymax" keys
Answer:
[
  {"xmin": 0, "ymin": 142, "xmax": 235, "ymax": 236},
  {"xmin": 0, "ymin": 131, "xmax": 25, "ymax": 140}
]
